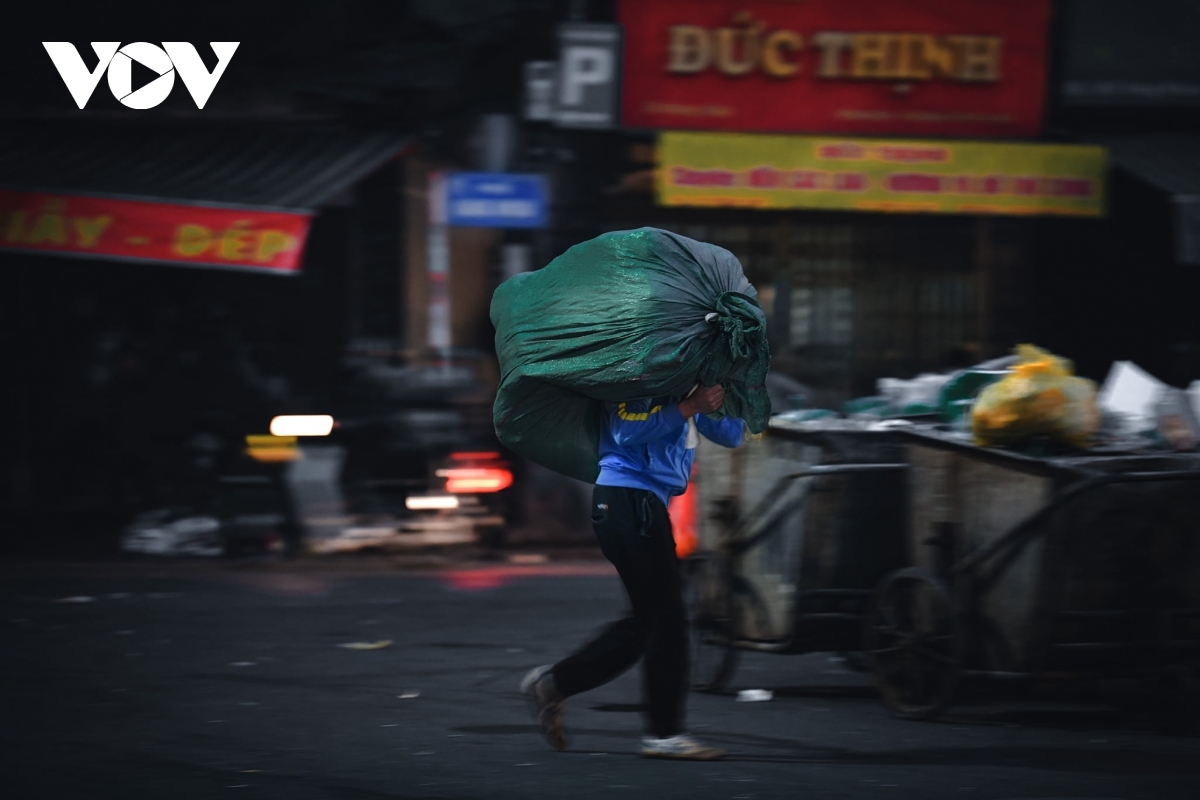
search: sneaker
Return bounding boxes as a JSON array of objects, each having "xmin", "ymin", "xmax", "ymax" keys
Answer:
[
  {"xmin": 640, "ymin": 733, "xmax": 725, "ymax": 761},
  {"xmin": 520, "ymin": 665, "xmax": 568, "ymax": 752}
]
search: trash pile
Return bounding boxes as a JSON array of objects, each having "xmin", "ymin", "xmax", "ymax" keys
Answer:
[
  {"xmin": 971, "ymin": 345, "xmax": 1100, "ymax": 447},
  {"xmin": 492, "ymin": 227, "xmax": 771, "ymax": 482},
  {"xmin": 775, "ymin": 357, "xmax": 1017, "ymax": 427},
  {"xmin": 1096, "ymin": 360, "xmax": 1200, "ymax": 451},
  {"xmin": 773, "ymin": 343, "xmax": 1200, "ymax": 454}
]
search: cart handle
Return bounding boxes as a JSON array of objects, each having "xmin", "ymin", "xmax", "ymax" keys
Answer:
[
  {"xmin": 950, "ymin": 469, "xmax": 1200, "ymax": 577},
  {"xmin": 785, "ymin": 463, "xmax": 910, "ymax": 477},
  {"xmin": 728, "ymin": 463, "xmax": 909, "ymax": 552}
]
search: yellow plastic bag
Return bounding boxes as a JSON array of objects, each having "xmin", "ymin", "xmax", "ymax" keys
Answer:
[{"xmin": 971, "ymin": 344, "xmax": 1100, "ymax": 448}]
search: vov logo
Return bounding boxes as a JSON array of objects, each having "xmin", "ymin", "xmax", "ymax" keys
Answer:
[{"xmin": 42, "ymin": 42, "xmax": 239, "ymax": 110}]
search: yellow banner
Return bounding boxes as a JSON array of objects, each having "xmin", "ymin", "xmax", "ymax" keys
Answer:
[{"xmin": 658, "ymin": 132, "xmax": 1106, "ymax": 216}]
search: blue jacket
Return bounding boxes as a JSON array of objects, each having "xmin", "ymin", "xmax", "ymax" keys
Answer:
[{"xmin": 596, "ymin": 397, "xmax": 744, "ymax": 507}]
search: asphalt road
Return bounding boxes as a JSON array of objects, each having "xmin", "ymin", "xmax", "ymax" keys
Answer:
[{"xmin": 2, "ymin": 559, "xmax": 1197, "ymax": 800}]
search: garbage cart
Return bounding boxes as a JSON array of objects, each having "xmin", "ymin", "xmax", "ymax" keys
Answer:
[
  {"xmin": 866, "ymin": 428, "xmax": 1200, "ymax": 732},
  {"xmin": 686, "ymin": 418, "xmax": 909, "ymax": 691}
]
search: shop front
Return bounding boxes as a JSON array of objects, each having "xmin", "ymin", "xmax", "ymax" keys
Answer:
[
  {"xmin": 603, "ymin": 0, "xmax": 1107, "ymax": 406},
  {"xmin": 605, "ymin": 131, "xmax": 1106, "ymax": 405},
  {"xmin": 0, "ymin": 125, "xmax": 409, "ymax": 549}
]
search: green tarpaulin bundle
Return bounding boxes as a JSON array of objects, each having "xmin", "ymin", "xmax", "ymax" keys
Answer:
[{"xmin": 491, "ymin": 227, "xmax": 771, "ymax": 483}]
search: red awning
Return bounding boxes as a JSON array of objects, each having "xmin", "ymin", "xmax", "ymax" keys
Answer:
[{"xmin": 0, "ymin": 126, "xmax": 407, "ymax": 273}]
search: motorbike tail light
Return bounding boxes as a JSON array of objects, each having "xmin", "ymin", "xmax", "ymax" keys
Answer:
[
  {"xmin": 437, "ymin": 467, "xmax": 513, "ymax": 494},
  {"xmin": 449, "ymin": 451, "xmax": 501, "ymax": 461}
]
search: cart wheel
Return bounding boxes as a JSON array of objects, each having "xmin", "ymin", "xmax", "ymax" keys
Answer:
[
  {"xmin": 866, "ymin": 567, "xmax": 962, "ymax": 720},
  {"xmin": 1157, "ymin": 665, "xmax": 1199, "ymax": 736},
  {"xmin": 684, "ymin": 554, "xmax": 740, "ymax": 693}
]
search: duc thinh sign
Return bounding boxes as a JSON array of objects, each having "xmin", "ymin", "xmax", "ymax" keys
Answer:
[
  {"xmin": 658, "ymin": 131, "xmax": 1106, "ymax": 217},
  {"xmin": 620, "ymin": 0, "xmax": 1050, "ymax": 138},
  {"xmin": 445, "ymin": 173, "xmax": 548, "ymax": 229}
]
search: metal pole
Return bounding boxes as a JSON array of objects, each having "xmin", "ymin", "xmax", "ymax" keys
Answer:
[{"xmin": 427, "ymin": 171, "xmax": 451, "ymax": 368}]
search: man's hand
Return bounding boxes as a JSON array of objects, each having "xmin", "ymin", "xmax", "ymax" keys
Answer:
[{"xmin": 679, "ymin": 384, "xmax": 725, "ymax": 417}]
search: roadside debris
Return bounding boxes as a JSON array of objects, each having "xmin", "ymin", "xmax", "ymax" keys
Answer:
[
  {"xmin": 121, "ymin": 511, "xmax": 222, "ymax": 556},
  {"xmin": 736, "ymin": 689, "xmax": 774, "ymax": 702},
  {"xmin": 337, "ymin": 640, "xmax": 393, "ymax": 650}
]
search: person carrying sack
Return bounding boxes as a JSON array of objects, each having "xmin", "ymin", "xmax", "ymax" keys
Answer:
[{"xmin": 520, "ymin": 383, "xmax": 743, "ymax": 760}]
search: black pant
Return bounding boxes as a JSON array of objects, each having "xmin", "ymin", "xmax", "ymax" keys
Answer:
[{"xmin": 551, "ymin": 485, "xmax": 688, "ymax": 738}]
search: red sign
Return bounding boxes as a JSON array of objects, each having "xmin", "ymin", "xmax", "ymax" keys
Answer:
[
  {"xmin": 620, "ymin": 0, "xmax": 1050, "ymax": 138},
  {"xmin": 0, "ymin": 190, "xmax": 312, "ymax": 274}
]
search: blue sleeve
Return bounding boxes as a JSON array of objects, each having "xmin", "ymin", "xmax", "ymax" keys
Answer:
[
  {"xmin": 696, "ymin": 414, "xmax": 744, "ymax": 448},
  {"xmin": 607, "ymin": 399, "xmax": 687, "ymax": 446}
]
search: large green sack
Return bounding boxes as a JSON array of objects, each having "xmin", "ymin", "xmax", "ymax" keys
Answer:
[{"xmin": 491, "ymin": 227, "xmax": 770, "ymax": 483}]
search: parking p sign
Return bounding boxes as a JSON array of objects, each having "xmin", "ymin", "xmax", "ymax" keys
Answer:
[
  {"xmin": 556, "ymin": 23, "xmax": 621, "ymax": 129},
  {"xmin": 444, "ymin": 173, "xmax": 548, "ymax": 229}
]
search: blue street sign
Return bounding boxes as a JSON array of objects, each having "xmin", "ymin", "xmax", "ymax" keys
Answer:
[{"xmin": 444, "ymin": 172, "xmax": 548, "ymax": 229}]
